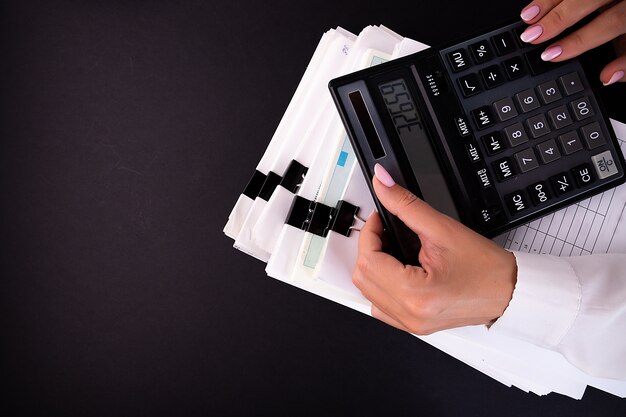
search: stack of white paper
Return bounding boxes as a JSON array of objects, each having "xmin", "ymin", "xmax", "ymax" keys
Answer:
[{"xmin": 224, "ymin": 26, "xmax": 626, "ymax": 399}]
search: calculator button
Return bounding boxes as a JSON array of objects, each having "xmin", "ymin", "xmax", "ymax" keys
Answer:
[
  {"xmin": 580, "ymin": 122, "xmax": 606, "ymax": 149},
  {"xmin": 481, "ymin": 132, "xmax": 505, "ymax": 155},
  {"xmin": 476, "ymin": 166, "xmax": 493, "ymax": 188},
  {"xmin": 559, "ymin": 72, "xmax": 584, "ymax": 96},
  {"xmin": 572, "ymin": 163, "xmax": 595, "ymax": 187},
  {"xmin": 570, "ymin": 97, "xmax": 595, "ymax": 121},
  {"xmin": 492, "ymin": 32, "xmax": 516, "ymax": 56},
  {"xmin": 526, "ymin": 114, "xmax": 551, "ymax": 138},
  {"xmin": 525, "ymin": 49, "xmax": 554, "ymax": 75},
  {"xmin": 550, "ymin": 172, "xmax": 575, "ymax": 196},
  {"xmin": 470, "ymin": 41, "xmax": 494, "ymax": 64},
  {"xmin": 480, "ymin": 65, "xmax": 505, "ymax": 89},
  {"xmin": 558, "ymin": 131, "xmax": 583, "ymax": 155},
  {"xmin": 504, "ymin": 122, "xmax": 529, "ymax": 147},
  {"xmin": 503, "ymin": 56, "xmax": 527, "ymax": 80},
  {"xmin": 514, "ymin": 148, "xmax": 539, "ymax": 173},
  {"xmin": 537, "ymin": 80, "xmax": 562, "ymax": 104},
  {"xmin": 514, "ymin": 26, "xmax": 531, "ymax": 48},
  {"xmin": 504, "ymin": 190, "xmax": 530, "ymax": 215},
  {"xmin": 455, "ymin": 116, "xmax": 472, "ymax": 138},
  {"xmin": 515, "ymin": 89, "xmax": 540, "ymax": 113},
  {"xmin": 493, "ymin": 97, "xmax": 518, "ymax": 122},
  {"xmin": 458, "ymin": 73, "xmax": 482, "ymax": 97},
  {"xmin": 465, "ymin": 139, "xmax": 482, "ymax": 163},
  {"xmin": 528, "ymin": 181, "xmax": 552, "ymax": 206},
  {"xmin": 471, "ymin": 106, "xmax": 496, "ymax": 130},
  {"xmin": 536, "ymin": 139, "xmax": 561, "ymax": 164},
  {"xmin": 493, "ymin": 157, "xmax": 516, "ymax": 181},
  {"xmin": 591, "ymin": 150, "xmax": 619, "ymax": 179},
  {"xmin": 447, "ymin": 49, "xmax": 471, "ymax": 73},
  {"xmin": 547, "ymin": 105, "xmax": 573, "ymax": 130}
]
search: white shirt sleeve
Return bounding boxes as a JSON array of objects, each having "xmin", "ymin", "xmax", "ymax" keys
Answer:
[{"xmin": 489, "ymin": 251, "xmax": 626, "ymax": 380}]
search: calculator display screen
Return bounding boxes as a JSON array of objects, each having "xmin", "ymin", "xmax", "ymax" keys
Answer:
[{"xmin": 378, "ymin": 79, "xmax": 459, "ymax": 220}]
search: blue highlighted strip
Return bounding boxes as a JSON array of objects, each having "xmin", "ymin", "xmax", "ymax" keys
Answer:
[{"xmin": 337, "ymin": 151, "xmax": 349, "ymax": 167}]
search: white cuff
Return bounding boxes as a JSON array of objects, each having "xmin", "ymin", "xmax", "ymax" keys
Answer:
[{"xmin": 489, "ymin": 251, "xmax": 581, "ymax": 348}]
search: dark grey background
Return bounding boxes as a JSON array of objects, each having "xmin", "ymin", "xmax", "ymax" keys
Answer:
[{"xmin": 2, "ymin": 1, "xmax": 625, "ymax": 415}]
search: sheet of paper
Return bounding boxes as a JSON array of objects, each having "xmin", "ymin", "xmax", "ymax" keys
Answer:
[
  {"xmin": 224, "ymin": 30, "xmax": 342, "ymax": 239},
  {"xmin": 232, "ymin": 30, "xmax": 356, "ymax": 260},
  {"xmin": 266, "ymin": 26, "xmax": 404, "ymax": 284}
]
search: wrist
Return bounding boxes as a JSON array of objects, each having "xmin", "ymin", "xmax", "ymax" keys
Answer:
[{"xmin": 485, "ymin": 249, "xmax": 518, "ymax": 325}]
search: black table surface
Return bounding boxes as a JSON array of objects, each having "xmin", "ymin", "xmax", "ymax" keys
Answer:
[{"xmin": 2, "ymin": 1, "xmax": 625, "ymax": 415}]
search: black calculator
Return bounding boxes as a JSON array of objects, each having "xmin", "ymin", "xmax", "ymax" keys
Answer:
[{"xmin": 329, "ymin": 20, "xmax": 625, "ymax": 265}]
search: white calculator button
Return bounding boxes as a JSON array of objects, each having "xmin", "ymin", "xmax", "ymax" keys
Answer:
[{"xmin": 591, "ymin": 151, "xmax": 618, "ymax": 179}]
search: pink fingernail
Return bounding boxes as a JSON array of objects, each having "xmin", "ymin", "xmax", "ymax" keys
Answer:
[
  {"xmin": 374, "ymin": 163, "xmax": 395, "ymax": 187},
  {"xmin": 541, "ymin": 46, "xmax": 562, "ymax": 61},
  {"xmin": 520, "ymin": 5, "xmax": 540, "ymax": 22},
  {"xmin": 603, "ymin": 70, "xmax": 625, "ymax": 86},
  {"xmin": 520, "ymin": 25, "xmax": 543, "ymax": 43}
]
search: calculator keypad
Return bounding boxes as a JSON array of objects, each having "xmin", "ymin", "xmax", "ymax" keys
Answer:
[
  {"xmin": 503, "ymin": 56, "xmax": 527, "ymax": 80},
  {"xmin": 515, "ymin": 89, "xmax": 540, "ymax": 113},
  {"xmin": 481, "ymin": 65, "xmax": 505, "ymax": 88},
  {"xmin": 438, "ymin": 21, "xmax": 624, "ymax": 227}
]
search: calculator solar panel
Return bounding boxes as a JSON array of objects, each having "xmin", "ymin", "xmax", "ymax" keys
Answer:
[{"xmin": 329, "ymin": 20, "xmax": 625, "ymax": 265}]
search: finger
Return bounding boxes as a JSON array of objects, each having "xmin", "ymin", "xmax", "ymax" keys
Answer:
[
  {"xmin": 356, "ymin": 210, "xmax": 407, "ymax": 281},
  {"xmin": 520, "ymin": 0, "xmax": 614, "ymax": 44},
  {"xmin": 371, "ymin": 164, "xmax": 450, "ymax": 239},
  {"xmin": 371, "ymin": 304, "xmax": 411, "ymax": 332},
  {"xmin": 541, "ymin": 1, "xmax": 626, "ymax": 61},
  {"xmin": 601, "ymin": 54, "xmax": 626, "ymax": 85},
  {"xmin": 357, "ymin": 210, "xmax": 384, "ymax": 254},
  {"xmin": 601, "ymin": 34, "xmax": 626, "ymax": 85},
  {"xmin": 520, "ymin": 0, "xmax": 562, "ymax": 24},
  {"xmin": 352, "ymin": 248, "xmax": 408, "ymax": 296},
  {"xmin": 352, "ymin": 253, "xmax": 409, "ymax": 322}
]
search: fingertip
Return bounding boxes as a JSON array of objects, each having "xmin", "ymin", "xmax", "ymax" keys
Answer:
[
  {"xmin": 541, "ymin": 45, "xmax": 562, "ymax": 61},
  {"xmin": 520, "ymin": 24, "xmax": 543, "ymax": 43},
  {"xmin": 363, "ymin": 208, "xmax": 383, "ymax": 232},
  {"xmin": 374, "ymin": 163, "xmax": 395, "ymax": 187},
  {"xmin": 600, "ymin": 55, "xmax": 626, "ymax": 86},
  {"xmin": 358, "ymin": 208, "xmax": 385, "ymax": 253},
  {"xmin": 520, "ymin": 4, "xmax": 540, "ymax": 22},
  {"xmin": 603, "ymin": 70, "xmax": 625, "ymax": 86}
]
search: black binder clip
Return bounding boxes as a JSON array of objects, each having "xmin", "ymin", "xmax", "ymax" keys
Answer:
[
  {"xmin": 285, "ymin": 196, "xmax": 362, "ymax": 238},
  {"xmin": 280, "ymin": 160, "xmax": 308, "ymax": 193},
  {"xmin": 258, "ymin": 171, "xmax": 282, "ymax": 201},
  {"xmin": 242, "ymin": 170, "xmax": 267, "ymax": 199},
  {"xmin": 327, "ymin": 200, "xmax": 362, "ymax": 237},
  {"xmin": 285, "ymin": 195, "xmax": 314, "ymax": 231}
]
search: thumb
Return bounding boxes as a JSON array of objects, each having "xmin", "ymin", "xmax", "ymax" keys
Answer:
[{"xmin": 372, "ymin": 164, "xmax": 450, "ymax": 238}]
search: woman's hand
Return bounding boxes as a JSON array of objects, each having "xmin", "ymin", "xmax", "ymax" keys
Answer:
[
  {"xmin": 519, "ymin": 0, "xmax": 626, "ymax": 85},
  {"xmin": 351, "ymin": 164, "xmax": 517, "ymax": 335}
]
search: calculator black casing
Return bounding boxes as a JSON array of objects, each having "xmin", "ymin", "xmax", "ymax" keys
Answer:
[{"xmin": 329, "ymin": 20, "xmax": 625, "ymax": 265}]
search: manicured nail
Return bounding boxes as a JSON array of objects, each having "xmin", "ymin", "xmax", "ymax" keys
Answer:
[
  {"xmin": 520, "ymin": 25, "xmax": 543, "ymax": 43},
  {"xmin": 520, "ymin": 5, "xmax": 540, "ymax": 22},
  {"xmin": 374, "ymin": 163, "xmax": 395, "ymax": 187},
  {"xmin": 541, "ymin": 46, "xmax": 562, "ymax": 61},
  {"xmin": 603, "ymin": 70, "xmax": 625, "ymax": 86}
]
